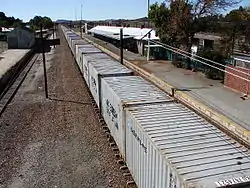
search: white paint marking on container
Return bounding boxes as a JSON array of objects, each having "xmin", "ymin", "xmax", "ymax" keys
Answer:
[
  {"xmin": 125, "ymin": 103, "xmax": 250, "ymax": 188},
  {"xmin": 100, "ymin": 76, "xmax": 172, "ymax": 158}
]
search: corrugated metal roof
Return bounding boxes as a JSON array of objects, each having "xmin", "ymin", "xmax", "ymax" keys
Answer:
[
  {"xmin": 194, "ymin": 33, "xmax": 221, "ymax": 41},
  {"xmin": 127, "ymin": 103, "xmax": 250, "ymax": 188},
  {"xmin": 79, "ymin": 46, "xmax": 102, "ymax": 54},
  {"xmin": 89, "ymin": 28, "xmax": 133, "ymax": 40},
  {"xmin": 81, "ymin": 52, "xmax": 111, "ymax": 60},
  {"xmin": 89, "ymin": 26, "xmax": 159, "ymax": 40},
  {"xmin": 91, "ymin": 60, "xmax": 132, "ymax": 75},
  {"xmin": 102, "ymin": 76, "xmax": 171, "ymax": 102}
]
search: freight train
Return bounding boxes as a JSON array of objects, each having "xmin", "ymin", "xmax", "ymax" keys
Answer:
[{"xmin": 61, "ymin": 25, "xmax": 250, "ymax": 188}]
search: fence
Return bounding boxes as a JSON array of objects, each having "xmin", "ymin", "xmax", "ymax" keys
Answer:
[
  {"xmin": 225, "ymin": 65, "xmax": 250, "ymax": 95},
  {"xmin": 0, "ymin": 41, "xmax": 8, "ymax": 54}
]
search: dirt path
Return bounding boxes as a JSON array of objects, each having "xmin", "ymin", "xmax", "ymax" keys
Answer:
[{"xmin": 0, "ymin": 30, "xmax": 130, "ymax": 188}]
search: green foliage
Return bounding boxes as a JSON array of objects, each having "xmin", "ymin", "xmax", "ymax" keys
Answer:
[
  {"xmin": 149, "ymin": 0, "xmax": 240, "ymax": 48},
  {"xmin": 197, "ymin": 15, "xmax": 224, "ymax": 33},
  {"xmin": 148, "ymin": 3, "xmax": 174, "ymax": 45},
  {"xmin": 197, "ymin": 49, "xmax": 226, "ymax": 79},
  {"xmin": 149, "ymin": 0, "xmax": 246, "ymax": 74},
  {"xmin": 220, "ymin": 6, "xmax": 250, "ymax": 55},
  {"xmin": 29, "ymin": 16, "xmax": 53, "ymax": 30},
  {"xmin": 0, "ymin": 12, "xmax": 23, "ymax": 28}
]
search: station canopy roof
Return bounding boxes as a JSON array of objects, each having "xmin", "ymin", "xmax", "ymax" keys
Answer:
[{"xmin": 89, "ymin": 26, "xmax": 159, "ymax": 41}]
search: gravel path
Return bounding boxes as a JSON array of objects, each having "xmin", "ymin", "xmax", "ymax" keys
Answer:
[{"xmin": 0, "ymin": 30, "xmax": 131, "ymax": 188}]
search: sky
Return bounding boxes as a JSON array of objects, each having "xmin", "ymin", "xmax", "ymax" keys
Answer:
[{"xmin": 1, "ymin": 0, "xmax": 250, "ymax": 22}]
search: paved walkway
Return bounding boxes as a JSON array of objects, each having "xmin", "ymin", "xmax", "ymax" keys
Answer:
[
  {"xmin": 82, "ymin": 33, "xmax": 250, "ymax": 132},
  {"xmin": 0, "ymin": 50, "xmax": 30, "ymax": 79}
]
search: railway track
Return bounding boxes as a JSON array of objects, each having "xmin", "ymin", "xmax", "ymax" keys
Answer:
[{"xmin": 0, "ymin": 53, "xmax": 39, "ymax": 116}]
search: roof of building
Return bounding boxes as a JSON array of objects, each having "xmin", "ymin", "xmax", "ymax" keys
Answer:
[
  {"xmin": 89, "ymin": 26, "xmax": 159, "ymax": 41},
  {"xmin": 35, "ymin": 29, "xmax": 49, "ymax": 33},
  {"xmin": 1, "ymin": 27, "xmax": 14, "ymax": 32},
  {"xmin": 194, "ymin": 32, "xmax": 221, "ymax": 41},
  {"xmin": 8, "ymin": 27, "xmax": 35, "ymax": 34}
]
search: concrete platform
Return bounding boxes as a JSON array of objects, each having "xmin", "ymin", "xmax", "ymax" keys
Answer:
[
  {"xmin": 0, "ymin": 49, "xmax": 31, "ymax": 94},
  {"xmin": 82, "ymin": 33, "xmax": 250, "ymax": 146}
]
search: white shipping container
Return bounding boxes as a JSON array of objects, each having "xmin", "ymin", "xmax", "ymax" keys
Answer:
[
  {"xmin": 72, "ymin": 39, "xmax": 89, "ymax": 56},
  {"xmin": 125, "ymin": 103, "xmax": 250, "ymax": 188},
  {"xmin": 69, "ymin": 37, "xmax": 81, "ymax": 51},
  {"xmin": 81, "ymin": 52, "xmax": 112, "ymax": 75},
  {"xmin": 66, "ymin": 33, "xmax": 77, "ymax": 42},
  {"xmin": 88, "ymin": 60, "xmax": 133, "ymax": 108},
  {"xmin": 100, "ymin": 76, "xmax": 172, "ymax": 157},
  {"xmin": 81, "ymin": 51, "xmax": 111, "ymax": 86},
  {"xmin": 65, "ymin": 33, "xmax": 76, "ymax": 45},
  {"xmin": 76, "ymin": 44, "xmax": 94, "ymax": 68}
]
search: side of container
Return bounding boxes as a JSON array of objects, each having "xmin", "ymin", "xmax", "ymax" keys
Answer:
[
  {"xmin": 76, "ymin": 45, "xmax": 94, "ymax": 70},
  {"xmin": 88, "ymin": 60, "xmax": 133, "ymax": 108},
  {"xmin": 69, "ymin": 37, "xmax": 81, "ymax": 51},
  {"xmin": 125, "ymin": 106, "xmax": 180, "ymax": 188},
  {"xmin": 72, "ymin": 40, "xmax": 89, "ymax": 56},
  {"xmin": 66, "ymin": 33, "xmax": 77, "ymax": 44},
  {"xmin": 100, "ymin": 78, "xmax": 123, "ymax": 153},
  {"xmin": 65, "ymin": 33, "xmax": 75, "ymax": 46},
  {"xmin": 81, "ymin": 50, "xmax": 103, "ymax": 86}
]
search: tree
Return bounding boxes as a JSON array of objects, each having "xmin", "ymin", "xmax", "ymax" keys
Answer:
[
  {"xmin": 149, "ymin": 3, "xmax": 170, "ymax": 43},
  {"xmin": 42, "ymin": 16, "xmax": 53, "ymax": 29},
  {"xmin": 29, "ymin": 16, "xmax": 53, "ymax": 30},
  {"xmin": 197, "ymin": 49, "xmax": 226, "ymax": 80},
  {"xmin": 149, "ymin": 0, "xmax": 240, "ymax": 69},
  {"xmin": 0, "ymin": 12, "xmax": 23, "ymax": 28},
  {"xmin": 220, "ymin": 6, "xmax": 250, "ymax": 55}
]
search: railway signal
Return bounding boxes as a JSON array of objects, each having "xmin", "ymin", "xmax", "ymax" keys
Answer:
[{"xmin": 39, "ymin": 24, "xmax": 60, "ymax": 99}]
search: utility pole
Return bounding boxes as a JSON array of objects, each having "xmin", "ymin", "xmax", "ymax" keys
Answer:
[
  {"xmin": 147, "ymin": 32, "xmax": 151, "ymax": 61},
  {"xmin": 53, "ymin": 23, "xmax": 55, "ymax": 48},
  {"xmin": 80, "ymin": 4, "xmax": 83, "ymax": 38},
  {"xmin": 120, "ymin": 28, "xmax": 124, "ymax": 65},
  {"xmin": 75, "ymin": 8, "xmax": 77, "ymax": 28},
  {"xmin": 40, "ymin": 24, "xmax": 48, "ymax": 99},
  {"xmin": 147, "ymin": 0, "xmax": 150, "ymax": 28}
]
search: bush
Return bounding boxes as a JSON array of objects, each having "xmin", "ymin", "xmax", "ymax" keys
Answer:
[{"xmin": 197, "ymin": 49, "xmax": 227, "ymax": 80}]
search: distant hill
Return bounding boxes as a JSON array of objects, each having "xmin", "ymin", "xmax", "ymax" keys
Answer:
[
  {"xmin": 56, "ymin": 17, "xmax": 149, "ymax": 23},
  {"xmin": 56, "ymin": 17, "xmax": 153, "ymax": 28},
  {"xmin": 55, "ymin": 19, "xmax": 72, "ymax": 24}
]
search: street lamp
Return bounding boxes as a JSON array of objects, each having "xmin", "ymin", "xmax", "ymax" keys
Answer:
[
  {"xmin": 80, "ymin": 4, "xmax": 83, "ymax": 38},
  {"xmin": 147, "ymin": 0, "xmax": 150, "ymax": 28},
  {"xmin": 148, "ymin": 0, "xmax": 150, "ymax": 16}
]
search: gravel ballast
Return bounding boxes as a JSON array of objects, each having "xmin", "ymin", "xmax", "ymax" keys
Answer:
[{"xmin": 0, "ymin": 30, "xmax": 134, "ymax": 188}]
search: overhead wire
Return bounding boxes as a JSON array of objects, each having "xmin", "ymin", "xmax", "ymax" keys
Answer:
[
  {"xmin": 149, "ymin": 40, "xmax": 250, "ymax": 83},
  {"xmin": 150, "ymin": 39, "xmax": 250, "ymax": 78},
  {"xmin": 71, "ymin": 22, "xmax": 250, "ymax": 83}
]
